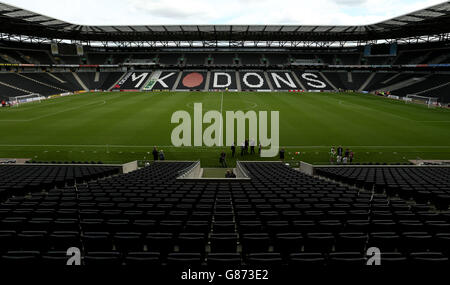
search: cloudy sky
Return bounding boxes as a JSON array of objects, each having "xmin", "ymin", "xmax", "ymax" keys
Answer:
[{"xmin": 1, "ymin": 0, "xmax": 445, "ymax": 25}]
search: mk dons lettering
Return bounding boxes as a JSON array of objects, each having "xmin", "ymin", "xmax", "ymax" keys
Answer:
[
  {"xmin": 131, "ymin": 72, "xmax": 149, "ymax": 88},
  {"xmin": 242, "ymin": 72, "xmax": 264, "ymax": 88},
  {"xmin": 213, "ymin": 72, "xmax": 232, "ymax": 88},
  {"xmin": 148, "ymin": 71, "xmax": 328, "ymax": 90},
  {"xmin": 271, "ymin": 72, "xmax": 296, "ymax": 89},
  {"xmin": 115, "ymin": 72, "xmax": 149, "ymax": 89},
  {"xmin": 156, "ymin": 72, "xmax": 176, "ymax": 88},
  {"xmin": 301, "ymin": 73, "xmax": 327, "ymax": 89}
]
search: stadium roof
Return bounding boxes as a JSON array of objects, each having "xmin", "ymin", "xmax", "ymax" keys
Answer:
[{"xmin": 0, "ymin": 1, "xmax": 450, "ymax": 46}]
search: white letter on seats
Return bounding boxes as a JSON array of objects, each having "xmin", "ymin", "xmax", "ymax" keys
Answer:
[
  {"xmin": 213, "ymin": 72, "xmax": 231, "ymax": 88},
  {"xmin": 302, "ymin": 73, "xmax": 326, "ymax": 89},
  {"xmin": 243, "ymin": 73, "xmax": 264, "ymax": 88},
  {"xmin": 271, "ymin": 72, "xmax": 296, "ymax": 89},
  {"xmin": 131, "ymin": 73, "xmax": 148, "ymax": 88},
  {"xmin": 156, "ymin": 72, "xmax": 175, "ymax": 88}
]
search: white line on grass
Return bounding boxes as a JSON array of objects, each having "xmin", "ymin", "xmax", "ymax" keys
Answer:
[
  {"xmin": 0, "ymin": 100, "xmax": 106, "ymax": 122},
  {"xmin": 416, "ymin": 121, "xmax": 450, "ymax": 123},
  {"xmin": 0, "ymin": 144, "xmax": 449, "ymax": 149}
]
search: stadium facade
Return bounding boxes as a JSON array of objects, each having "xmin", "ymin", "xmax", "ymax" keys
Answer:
[{"xmin": 0, "ymin": 2, "xmax": 450, "ymax": 104}]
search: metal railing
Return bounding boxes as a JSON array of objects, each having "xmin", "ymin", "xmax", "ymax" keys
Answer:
[{"xmin": 177, "ymin": 160, "xmax": 201, "ymax": 179}]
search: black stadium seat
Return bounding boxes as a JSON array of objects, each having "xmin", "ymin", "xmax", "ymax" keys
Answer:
[
  {"xmin": 207, "ymin": 253, "xmax": 241, "ymax": 268},
  {"xmin": 113, "ymin": 232, "xmax": 143, "ymax": 253},
  {"xmin": 178, "ymin": 233, "xmax": 206, "ymax": 254},
  {"xmin": 289, "ymin": 253, "xmax": 326, "ymax": 266},
  {"xmin": 274, "ymin": 233, "xmax": 303, "ymax": 257},
  {"xmin": 246, "ymin": 253, "xmax": 283, "ymax": 266},
  {"xmin": 167, "ymin": 253, "xmax": 203, "ymax": 268},
  {"xmin": 210, "ymin": 233, "xmax": 238, "ymax": 253},
  {"xmin": 409, "ymin": 252, "xmax": 449, "ymax": 265},
  {"xmin": 84, "ymin": 251, "xmax": 122, "ymax": 266},
  {"xmin": 83, "ymin": 232, "xmax": 112, "ymax": 252},
  {"xmin": 124, "ymin": 252, "xmax": 160, "ymax": 266},
  {"xmin": 49, "ymin": 231, "xmax": 80, "ymax": 250},
  {"xmin": 41, "ymin": 251, "xmax": 70, "ymax": 265},
  {"xmin": 328, "ymin": 252, "xmax": 366, "ymax": 266},
  {"xmin": 1, "ymin": 251, "xmax": 40, "ymax": 265},
  {"xmin": 241, "ymin": 233, "xmax": 271, "ymax": 254}
]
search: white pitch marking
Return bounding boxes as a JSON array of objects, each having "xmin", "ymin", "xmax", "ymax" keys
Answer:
[
  {"xmin": 0, "ymin": 144, "xmax": 449, "ymax": 149},
  {"xmin": 0, "ymin": 100, "xmax": 106, "ymax": 122}
]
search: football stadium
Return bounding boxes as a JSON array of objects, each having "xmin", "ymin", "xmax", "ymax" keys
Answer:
[{"xmin": 0, "ymin": 0, "xmax": 450, "ymax": 274}]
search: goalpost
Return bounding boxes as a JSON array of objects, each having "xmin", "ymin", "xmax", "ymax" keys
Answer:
[
  {"xmin": 405, "ymin": 94, "xmax": 439, "ymax": 108},
  {"xmin": 8, "ymin": 93, "xmax": 43, "ymax": 107}
]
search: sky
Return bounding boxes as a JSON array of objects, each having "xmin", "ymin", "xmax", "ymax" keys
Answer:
[{"xmin": 0, "ymin": 0, "xmax": 446, "ymax": 26}]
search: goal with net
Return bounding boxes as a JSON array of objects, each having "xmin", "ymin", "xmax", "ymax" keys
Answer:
[
  {"xmin": 405, "ymin": 94, "xmax": 439, "ymax": 108},
  {"xmin": 8, "ymin": 94, "xmax": 43, "ymax": 107}
]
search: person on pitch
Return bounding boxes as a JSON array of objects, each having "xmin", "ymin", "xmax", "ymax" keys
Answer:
[
  {"xmin": 280, "ymin": 148, "xmax": 285, "ymax": 161},
  {"xmin": 231, "ymin": 142, "xmax": 236, "ymax": 158},
  {"xmin": 152, "ymin": 146, "xmax": 159, "ymax": 161},
  {"xmin": 159, "ymin": 150, "xmax": 165, "ymax": 160},
  {"xmin": 250, "ymin": 138, "xmax": 255, "ymax": 155}
]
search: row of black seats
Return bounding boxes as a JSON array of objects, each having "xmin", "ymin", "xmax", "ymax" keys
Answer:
[
  {"xmin": 2, "ymin": 202, "xmax": 415, "ymax": 212},
  {"xmin": 1, "ymin": 250, "xmax": 448, "ymax": 266},
  {"xmin": 0, "ymin": 165, "xmax": 121, "ymax": 200},
  {"xmin": 315, "ymin": 167, "xmax": 450, "ymax": 210},
  {"xmin": 1, "ymin": 162, "xmax": 448, "ymax": 265},
  {"xmin": 1, "ymin": 216, "xmax": 449, "ymax": 235},
  {"xmin": 3, "ymin": 203, "xmax": 435, "ymax": 214},
  {"xmin": 2, "ymin": 229, "xmax": 449, "ymax": 256}
]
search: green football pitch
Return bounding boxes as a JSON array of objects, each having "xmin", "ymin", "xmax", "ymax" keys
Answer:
[{"xmin": 0, "ymin": 91, "xmax": 449, "ymax": 167}]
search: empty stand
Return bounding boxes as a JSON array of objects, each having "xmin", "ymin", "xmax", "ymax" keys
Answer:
[
  {"xmin": 185, "ymin": 54, "xmax": 206, "ymax": 65},
  {"xmin": 57, "ymin": 56, "xmax": 81, "ymax": 65},
  {"xmin": 364, "ymin": 72, "xmax": 396, "ymax": 91},
  {"xmin": 265, "ymin": 54, "xmax": 289, "ymax": 65},
  {"xmin": 0, "ymin": 165, "xmax": 121, "ymax": 200},
  {"xmin": 212, "ymin": 53, "xmax": 234, "ymax": 65},
  {"xmin": 0, "ymin": 73, "xmax": 62, "ymax": 96},
  {"xmin": 0, "ymin": 81, "xmax": 31, "ymax": 101},
  {"xmin": 336, "ymin": 53, "xmax": 361, "ymax": 65},
  {"xmin": 99, "ymin": 72, "xmax": 126, "ymax": 90},
  {"xmin": 52, "ymin": 73, "xmax": 83, "ymax": 91},
  {"xmin": 239, "ymin": 53, "xmax": 262, "ymax": 65},
  {"xmin": 87, "ymin": 53, "xmax": 109, "ymax": 64},
  {"xmin": 158, "ymin": 54, "xmax": 180, "ymax": 65},
  {"xmin": 0, "ymin": 161, "xmax": 449, "ymax": 267},
  {"xmin": 323, "ymin": 72, "xmax": 371, "ymax": 91},
  {"xmin": 22, "ymin": 73, "xmax": 81, "ymax": 92},
  {"xmin": 0, "ymin": 49, "xmax": 23, "ymax": 64},
  {"xmin": 23, "ymin": 50, "xmax": 54, "ymax": 64},
  {"xmin": 316, "ymin": 166, "xmax": 450, "ymax": 210},
  {"xmin": 77, "ymin": 72, "xmax": 124, "ymax": 90},
  {"xmin": 392, "ymin": 74, "xmax": 450, "ymax": 102}
]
